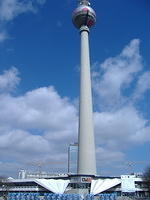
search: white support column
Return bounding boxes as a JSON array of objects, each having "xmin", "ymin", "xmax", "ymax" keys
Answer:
[{"xmin": 77, "ymin": 25, "xmax": 96, "ymax": 175}]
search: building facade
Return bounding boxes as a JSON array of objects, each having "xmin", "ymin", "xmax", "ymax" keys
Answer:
[
  {"xmin": 68, "ymin": 143, "xmax": 78, "ymax": 174},
  {"xmin": 0, "ymin": 173, "xmax": 150, "ymax": 199}
]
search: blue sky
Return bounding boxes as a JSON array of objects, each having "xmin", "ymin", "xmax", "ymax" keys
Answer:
[{"xmin": 0, "ymin": 0, "xmax": 150, "ymax": 177}]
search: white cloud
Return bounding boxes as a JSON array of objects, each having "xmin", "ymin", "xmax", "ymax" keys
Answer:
[
  {"xmin": 133, "ymin": 71, "xmax": 150, "ymax": 100},
  {"xmin": 96, "ymin": 147, "xmax": 125, "ymax": 176},
  {"xmin": 0, "ymin": 68, "xmax": 77, "ymax": 176},
  {"xmin": 92, "ymin": 104, "xmax": 150, "ymax": 174},
  {"xmin": 93, "ymin": 39, "xmax": 143, "ymax": 110},
  {"xmin": 92, "ymin": 39, "xmax": 150, "ymax": 174},
  {"xmin": 0, "ymin": 0, "xmax": 34, "ymax": 22},
  {"xmin": 0, "ymin": 67, "xmax": 20, "ymax": 93},
  {"xmin": 0, "ymin": 39, "xmax": 150, "ymax": 176},
  {"xmin": 0, "ymin": 86, "xmax": 77, "ymax": 131},
  {"xmin": 96, "ymin": 146, "xmax": 125, "ymax": 166},
  {"xmin": 0, "ymin": 31, "xmax": 8, "ymax": 42},
  {"xmin": 0, "ymin": 0, "xmax": 47, "ymax": 42},
  {"xmin": 36, "ymin": 0, "xmax": 46, "ymax": 5},
  {"xmin": 94, "ymin": 106, "xmax": 149, "ymax": 150},
  {"xmin": 0, "ymin": 162, "xmax": 24, "ymax": 177}
]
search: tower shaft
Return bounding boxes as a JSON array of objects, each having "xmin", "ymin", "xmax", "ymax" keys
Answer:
[
  {"xmin": 72, "ymin": 0, "xmax": 96, "ymax": 176},
  {"xmin": 77, "ymin": 26, "xmax": 96, "ymax": 175}
]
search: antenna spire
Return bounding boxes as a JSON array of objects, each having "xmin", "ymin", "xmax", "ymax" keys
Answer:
[{"xmin": 78, "ymin": 0, "xmax": 90, "ymax": 6}]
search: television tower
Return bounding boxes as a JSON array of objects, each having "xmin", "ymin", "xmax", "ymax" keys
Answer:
[{"xmin": 72, "ymin": 0, "xmax": 96, "ymax": 175}]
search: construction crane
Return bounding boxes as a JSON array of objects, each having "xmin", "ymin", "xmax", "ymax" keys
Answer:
[{"xmin": 26, "ymin": 160, "xmax": 66, "ymax": 174}]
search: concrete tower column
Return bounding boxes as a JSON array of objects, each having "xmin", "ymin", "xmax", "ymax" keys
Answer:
[
  {"xmin": 77, "ymin": 25, "xmax": 96, "ymax": 175},
  {"xmin": 72, "ymin": 0, "xmax": 97, "ymax": 176}
]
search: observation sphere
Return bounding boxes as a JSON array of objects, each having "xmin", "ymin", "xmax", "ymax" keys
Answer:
[{"xmin": 72, "ymin": 5, "xmax": 96, "ymax": 29}]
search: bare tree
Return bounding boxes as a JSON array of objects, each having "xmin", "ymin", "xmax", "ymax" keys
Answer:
[
  {"xmin": 0, "ymin": 176, "xmax": 8, "ymax": 200},
  {"xmin": 143, "ymin": 166, "xmax": 150, "ymax": 191}
]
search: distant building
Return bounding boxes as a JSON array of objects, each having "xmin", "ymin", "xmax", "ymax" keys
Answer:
[{"xmin": 68, "ymin": 143, "xmax": 78, "ymax": 174}]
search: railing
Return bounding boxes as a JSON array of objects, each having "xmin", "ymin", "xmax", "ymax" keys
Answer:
[
  {"xmin": 6, "ymin": 193, "xmax": 150, "ymax": 200},
  {"xmin": 7, "ymin": 193, "xmax": 83, "ymax": 200}
]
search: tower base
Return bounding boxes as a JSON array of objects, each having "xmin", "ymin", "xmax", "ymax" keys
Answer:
[{"xmin": 65, "ymin": 174, "xmax": 95, "ymax": 195}]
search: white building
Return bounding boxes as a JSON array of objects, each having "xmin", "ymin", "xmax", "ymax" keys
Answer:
[{"xmin": 0, "ymin": 172, "xmax": 150, "ymax": 199}]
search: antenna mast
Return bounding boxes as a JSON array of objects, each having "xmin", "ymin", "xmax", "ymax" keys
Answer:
[{"xmin": 78, "ymin": 0, "xmax": 90, "ymax": 6}]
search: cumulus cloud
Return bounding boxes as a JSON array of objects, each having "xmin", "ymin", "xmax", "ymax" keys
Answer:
[
  {"xmin": 0, "ymin": 0, "xmax": 47, "ymax": 42},
  {"xmin": 94, "ymin": 106, "xmax": 149, "ymax": 149},
  {"xmin": 0, "ymin": 0, "xmax": 34, "ymax": 22},
  {"xmin": 0, "ymin": 67, "xmax": 20, "ymax": 93},
  {"xmin": 92, "ymin": 38, "xmax": 150, "ymax": 174},
  {"xmin": 0, "ymin": 68, "xmax": 77, "ymax": 176},
  {"xmin": 93, "ymin": 39, "xmax": 143, "ymax": 110},
  {"xmin": 0, "ymin": 86, "xmax": 77, "ymax": 131},
  {"xmin": 133, "ymin": 71, "xmax": 150, "ymax": 100},
  {"xmin": 0, "ymin": 39, "xmax": 150, "ymax": 176}
]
